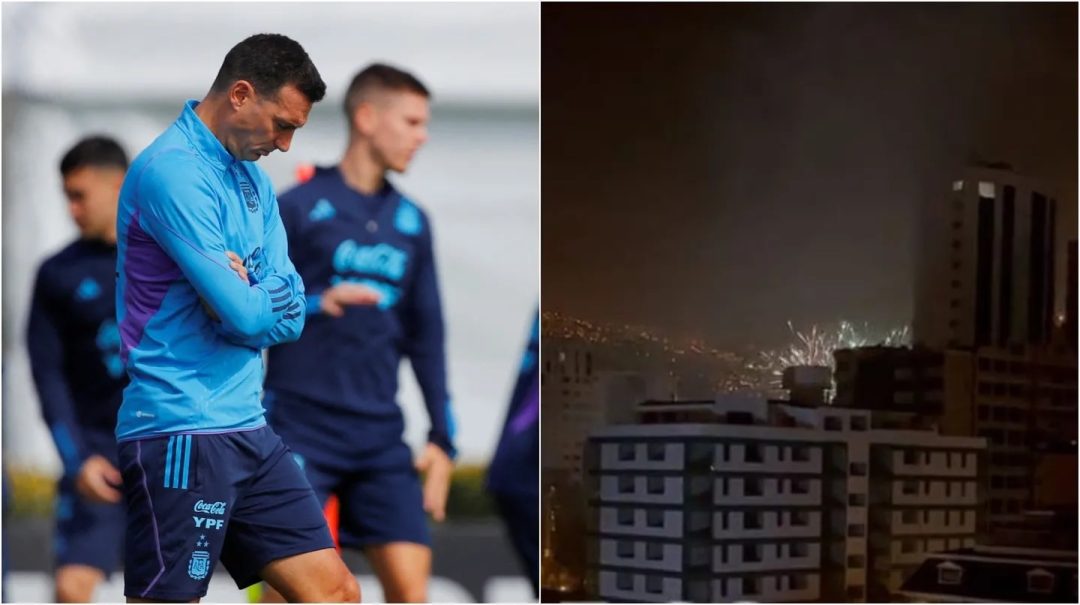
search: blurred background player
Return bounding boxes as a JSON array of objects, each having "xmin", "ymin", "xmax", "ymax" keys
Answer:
[
  {"xmin": 486, "ymin": 310, "xmax": 539, "ymax": 596},
  {"xmin": 26, "ymin": 136, "xmax": 129, "ymax": 602},
  {"xmin": 263, "ymin": 63, "xmax": 454, "ymax": 603}
]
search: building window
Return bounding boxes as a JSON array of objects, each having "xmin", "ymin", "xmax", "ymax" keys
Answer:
[
  {"xmin": 791, "ymin": 574, "xmax": 808, "ymax": 590},
  {"xmin": 945, "ymin": 482, "xmax": 952, "ymax": 498},
  {"xmin": 645, "ymin": 575, "xmax": 662, "ymax": 594},
  {"xmin": 646, "ymin": 509, "xmax": 664, "ymax": 528},
  {"xmin": 1028, "ymin": 569, "xmax": 1055, "ymax": 594},
  {"xmin": 618, "ymin": 443, "xmax": 635, "ymax": 461},
  {"xmin": 646, "ymin": 542, "xmax": 663, "ymax": 561},
  {"xmin": 793, "ymin": 446, "xmax": 811, "ymax": 462},
  {"xmin": 742, "ymin": 543, "xmax": 761, "ymax": 563},
  {"xmin": 745, "ymin": 511, "xmax": 763, "ymax": 529},
  {"xmin": 850, "ymin": 462, "xmax": 867, "ymax": 476},
  {"xmin": 791, "ymin": 510, "xmax": 809, "ymax": 527},
  {"xmin": 848, "ymin": 554, "xmax": 866, "ymax": 568},
  {"xmin": 745, "ymin": 477, "xmax": 763, "ymax": 496},
  {"xmin": 901, "ymin": 539, "xmax": 918, "ymax": 554},
  {"xmin": 902, "ymin": 510, "xmax": 917, "ymax": 524},
  {"xmin": 616, "ymin": 573, "xmax": 633, "ymax": 591},
  {"xmin": 778, "ymin": 446, "xmax": 787, "ymax": 462},
  {"xmin": 851, "ymin": 416, "xmax": 868, "ymax": 431},
  {"xmin": 646, "ymin": 442, "xmax": 665, "ymax": 461},
  {"xmin": 618, "ymin": 508, "xmax": 634, "ymax": 525},
  {"xmin": 745, "ymin": 443, "xmax": 763, "ymax": 463},
  {"xmin": 743, "ymin": 577, "xmax": 759, "ymax": 595},
  {"xmin": 617, "ymin": 541, "xmax": 634, "ymax": 558},
  {"xmin": 618, "ymin": 476, "xmax": 634, "ymax": 494},
  {"xmin": 792, "ymin": 478, "xmax": 811, "ymax": 494},
  {"xmin": 903, "ymin": 449, "xmax": 918, "ymax": 465},
  {"xmin": 978, "ymin": 405, "xmax": 989, "ymax": 420},
  {"xmin": 824, "ymin": 417, "xmax": 843, "ymax": 431},
  {"xmin": 647, "ymin": 476, "xmax": 664, "ymax": 495},
  {"xmin": 848, "ymin": 524, "xmax": 866, "ymax": 537},
  {"xmin": 902, "ymin": 480, "xmax": 919, "ymax": 495},
  {"xmin": 719, "ymin": 443, "xmax": 729, "ymax": 461},
  {"xmin": 849, "ymin": 493, "xmax": 866, "ymax": 507},
  {"xmin": 791, "ymin": 542, "xmax": 809, "ymax": 558},
  {"xmin": 846, "ymin": 585, "xmax": 864, "ymax": 600}
]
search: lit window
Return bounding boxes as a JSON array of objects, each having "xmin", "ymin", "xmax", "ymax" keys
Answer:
[
  {"xmin": 978, "ymin": 181, "xmax": 995, "ymax": 198},
  {"xmin": 937, "ymin": 561, "xmax": 963, "ymax": 587}
]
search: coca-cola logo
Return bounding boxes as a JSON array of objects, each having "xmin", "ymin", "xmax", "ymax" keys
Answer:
[{"xmin": 193, "ymin": 500, "xmax": 227, "ymax": 515}]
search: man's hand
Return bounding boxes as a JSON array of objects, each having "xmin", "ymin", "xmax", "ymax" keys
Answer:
[
  {"xmin": 76, "ymin": 454, "xmax": 122, "ymax": 504},
  {"xmin": 414, "ymin": 443, "xmax": 453, "ymax": 522},
  {"xmin": 226, "ymin": 251, "xmax": 249, "ymax": 284},
  {"xmin": 320, "ymin": 283, "xmax": 381, "ymax": 317}
]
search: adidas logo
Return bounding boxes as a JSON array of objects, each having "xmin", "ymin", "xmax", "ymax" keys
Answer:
[
  {"xmin": 309, "ymin": 198, "xmax": 336, "ymax": 222},
  {"xmin": 75, "ymin": 277, "xmax": 101, "ymax": 301}
]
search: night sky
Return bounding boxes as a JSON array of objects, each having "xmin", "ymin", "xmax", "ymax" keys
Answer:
[{"xmin": 542, "ymin": 3, "xmax": 1077, "ymax": 351}]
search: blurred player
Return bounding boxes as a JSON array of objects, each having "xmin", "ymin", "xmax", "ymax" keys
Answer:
[
  {"xmin": 26, "ymin": 136, "xmax": 129, "ymax": 602},
  {"xmin": 263, "ymin": 63, "xmax": 454, "ymax": 602},
  {"xmin": 113, "ymin": 34, "xmax": 358, "ymax": 602},
  {"xmin": 486, "ymin": 311, "xmax": 539, "ymax": 595}
]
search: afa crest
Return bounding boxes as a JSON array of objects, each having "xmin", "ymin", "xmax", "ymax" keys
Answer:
[
  {"xmin": 187, "ymin": 550, "xmax": 210, "ymax": 580},
  {"xmin": 240, "ymin": 180, "xmax": 259, "ymax": 213}
]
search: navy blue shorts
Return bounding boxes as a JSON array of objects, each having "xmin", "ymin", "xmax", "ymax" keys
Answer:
[
  {"xmin": 117, "ymin": 425, "xmax": 334, "ymax": 601},
  {"xmin": 54, "ymin": 475, "xmax": 125, "ymax": 574},
  {"xmin": 266, "ymin": 390, "xmax": 431, "ymax": 549}
]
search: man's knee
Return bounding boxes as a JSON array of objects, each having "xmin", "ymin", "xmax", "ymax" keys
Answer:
[
  {"xmin": 332, "ymin": 569, "xmax": 360, "ymax": 603},
  {"xmin": 55, "ymin": 566, "xmax": 102, "ymax": 603}
]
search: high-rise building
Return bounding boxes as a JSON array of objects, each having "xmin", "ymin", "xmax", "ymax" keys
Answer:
[
  {"xmin": 584, "ymin": 391, "xmax": 986, "ymax": 603},
  {"xmin": 915, "ymin": 165, "xmax": 1059, "ymax": 350},
  {"xmin": 834, "ymin": 343, "xmax": 1077, "ymax": 548}
]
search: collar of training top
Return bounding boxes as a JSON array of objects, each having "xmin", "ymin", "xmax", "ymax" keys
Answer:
[{"xmin": 175, "ymin": 99, "xmax": 237, "ymax": 171}]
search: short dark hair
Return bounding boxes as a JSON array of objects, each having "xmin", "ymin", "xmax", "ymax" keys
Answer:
[
  {"xmin": 210, "ymin": 33, "xmax": 326, "ymax": 103},
  {"xmin": 59, "ymin": 136, "xmax": 128, "ymax": 176},
  {"xmin": 343, "ymin": 63, "xmax": 430, "ymax": 118}
]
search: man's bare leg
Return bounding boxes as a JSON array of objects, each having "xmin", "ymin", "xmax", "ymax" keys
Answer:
[
  {"xmin": 260, "ymin": 547, "xmax": 359, "ymax": 603},
  {"xmin": 364, "ymin": 542, "xmax": 431, "ymax": 603},
  {"xmin": 56, "ymin": 565, "xmax": 104, "ymax": 603}
]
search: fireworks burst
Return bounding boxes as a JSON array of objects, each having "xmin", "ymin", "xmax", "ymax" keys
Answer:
[{"xmin": 749, "ymin": 320, "xmax": 912, "ymax": 392}]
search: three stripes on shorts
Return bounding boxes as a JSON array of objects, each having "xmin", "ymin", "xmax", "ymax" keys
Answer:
[{"xmin": 163, "ymin": 434, "xmax": 193, "ymax": 489}]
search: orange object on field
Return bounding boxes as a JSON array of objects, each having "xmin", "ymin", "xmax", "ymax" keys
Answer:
[
  {"xmin": 295, "ymin": 163, "xmax": 316, "ymax": 184},
  {"xmin": 324, "ymin": 494, "xmax": 341, "ymax": 552}
]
